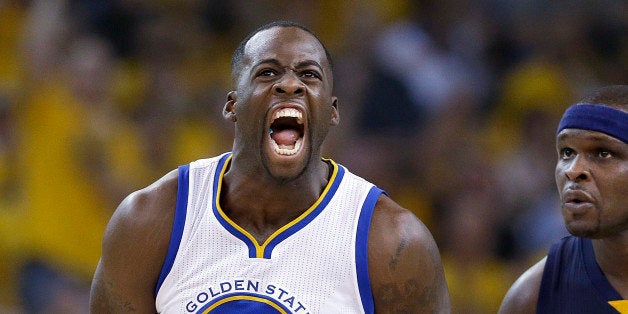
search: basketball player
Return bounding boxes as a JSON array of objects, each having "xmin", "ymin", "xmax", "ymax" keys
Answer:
[
  {"xmin": 498, "ymin": 85, "xmax": 628, "ymax": 313},
  {"xmin": 89, "ymin": 21, "xmax": 451, "ymax": 313}
]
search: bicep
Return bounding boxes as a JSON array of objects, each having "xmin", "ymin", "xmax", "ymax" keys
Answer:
[
  {"xmin": 498, "ymin": 258, "xmax": 546, "ymax": 314},
  {"xmin": 90, "ymin": 178, "xmax": 177, "ymax": 313},
  {"xmin": 90, "ymin": 259, "xmax": 149, "ymax": 313},
  {"xmin": 368, "ymin": 197, "xmax": 451, "ymax": 313}
]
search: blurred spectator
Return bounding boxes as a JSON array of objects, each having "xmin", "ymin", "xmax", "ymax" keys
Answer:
[
  {"xmin": 0, "ymin": 1, "xmax": 29, "ymax": 311},
  {"xmin": 0, "ymin": 94, "xmax": 25, "ymax": 312},
  {"xmin": 16, "ymin": 1, "xmax": 150, "ymax": 311},
  {"xmin": 440, "ymin": 189, "xmax": 513, "ymax": 314},
  {"xmin": 485, "ymin": 59, "xmax": 574, "ymax": 261}
]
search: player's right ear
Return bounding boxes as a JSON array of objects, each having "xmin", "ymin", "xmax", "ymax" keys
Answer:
[{"xmin": 223, "ymin": 91, "xmax": 237, "ymax": 122}]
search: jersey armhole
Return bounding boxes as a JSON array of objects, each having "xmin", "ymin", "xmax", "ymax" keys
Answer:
[
  {"xmin": 355, "ymin": 186, "xmax": 385, "ymax": 314},
  {"xmin": 154, "ymin": 164, "xmax": 190, "ymax": 296},
  {"xmin": 536, "ymin": 237, "xmax": 568, "ymax": 313}
]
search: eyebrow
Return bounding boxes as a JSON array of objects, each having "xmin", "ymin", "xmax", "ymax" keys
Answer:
[{"xmin": 251, "ymin": 58, "xmax": 324, "ymax": 72}]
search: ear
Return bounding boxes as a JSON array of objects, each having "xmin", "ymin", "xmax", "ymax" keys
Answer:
[
  {"xmin": 330, "ymin": 97, "xmax": 340, "ymax": 126},
  {"xmin": 223, "ymin": 91, "xmax": 237, "ymax": 122}
]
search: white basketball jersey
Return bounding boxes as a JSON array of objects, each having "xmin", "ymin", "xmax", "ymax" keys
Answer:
[{"xmin": 155, "ymin": 153, "xmax": 383, "ymax": 314}]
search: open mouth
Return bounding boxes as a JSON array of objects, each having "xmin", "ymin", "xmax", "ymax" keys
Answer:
[
  {"xmin": 564, "ymin": 189, "xmax": 592, "ymax": 204},
  {"xmin": 562, "ymin": 190, "xmax": 595, "ymax": 214},
  {"xmin": 565, "ymin": 195, "xmax": 584, "ymax": 204},
  {"xmin": 269, "ymin": 108, "xmax": 304, "ymax": 156}
]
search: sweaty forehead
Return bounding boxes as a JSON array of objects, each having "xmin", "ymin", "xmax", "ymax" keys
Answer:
[{"xmin": 243, "ymin": 27, "xmax": 329, "ymax": 69}]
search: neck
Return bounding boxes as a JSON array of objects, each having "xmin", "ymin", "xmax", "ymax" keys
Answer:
[{"xmin": 219, "ymin": 157, "xmax": 331, "ymax": 243}]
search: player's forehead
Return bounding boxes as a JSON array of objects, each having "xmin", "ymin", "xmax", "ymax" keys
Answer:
[
  {"xmin": 602, "ymin": 103, "xmax": 627, "ymax": 112},
  {"xmin": 557, "ymin": 129, "xmax": 620, "ymax": 143},
  {"xmin": 243, "ymin": 26, "xmax": 329, "ymax": 68}
]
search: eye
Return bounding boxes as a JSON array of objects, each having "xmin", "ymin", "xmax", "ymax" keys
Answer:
[
  {"xmin": 256, "ymin": 69, "xmax": 277, "ymax": 77},
  {"xmin": 597, "ymin": 149, "xmax": 612, "ymax": 158},
  {"xmin": 300, "ymin": 70, "xmax": 321, "ymax": 79},
  {"xmin": 560, "ymin": 147, "xmax": 575, "ymax": 159}
]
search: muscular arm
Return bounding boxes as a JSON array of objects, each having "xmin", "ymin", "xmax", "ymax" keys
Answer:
[
  {"xmin": 90, "ymin": 170, "xmax": 179, "ymax": 313},
  {"xmin": 498, "ymin": 258, "xmax": 545, "ymax": 314},
  {"xmin": 368, "ymin": 195, "xmax": 451, "ymax": 313}
]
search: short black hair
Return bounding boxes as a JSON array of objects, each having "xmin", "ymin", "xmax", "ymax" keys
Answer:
[
  {"xmin": 579, "ymin": 85, "xmax": 628, "ymax": 110},
  {"xmin": 230, "ymin": 20, "xmax": 333, "ymax": 81}
]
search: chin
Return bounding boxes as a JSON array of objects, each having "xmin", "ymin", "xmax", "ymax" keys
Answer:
[
  {"xmin": 262, "ymin": 153, "xmax": 310, "ymax": 183},
  {"xmin": 269, "ymin": 167, "xmax": 306, "ymax": 183},
  {"xmin": 566, "ymin": 222, "xmax": 602, "ymax": 239}
]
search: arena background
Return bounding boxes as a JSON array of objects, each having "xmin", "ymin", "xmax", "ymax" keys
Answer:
[{"xmin": 0, "ymin": 0, "xmax": 625, "ymax": 312}]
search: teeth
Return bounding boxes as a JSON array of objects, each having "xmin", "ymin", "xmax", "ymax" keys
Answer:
[
  {"xmin": 272, "ymin": 108, "xmax": 303, "ymax": 123},
  {"xmin": 271, "ymin": 138, "xmax": 302, "ymax": 155},
  {"xmin": 269, "ymin": 108, "xmax": 303, "ymax": 156}
]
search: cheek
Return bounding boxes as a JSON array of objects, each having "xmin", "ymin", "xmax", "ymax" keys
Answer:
[
  {"xmin": 598, "ymin": 170, "xmax": 628, "ymax": 214},
  {"xmin": 554, "ymin": 164, "xmax": 565, "ymax": 189},
  {"xmin": 609, "ymin": 171, "xmax": 628, "ymax": 207}
]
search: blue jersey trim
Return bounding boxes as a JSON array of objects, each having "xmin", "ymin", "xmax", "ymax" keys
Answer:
[
  {"xmin": 263, "ymin": 164, "xmax": 345, "ymax": 259},
  {"xmin": 213, "ymin": 156, "xmax": 344, "ymax": 259},
  {"xmin": 355, "ymin": 186, "xmax": 383, "ymax": 314},
  {"xmin": 155, "ymin": 164, "xmax": 190, "ymax": 296}
]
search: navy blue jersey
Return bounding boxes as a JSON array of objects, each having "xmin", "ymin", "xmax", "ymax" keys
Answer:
[{"xmin": 537, "ymin": 236, "xmax": 626, "ymax": 313}]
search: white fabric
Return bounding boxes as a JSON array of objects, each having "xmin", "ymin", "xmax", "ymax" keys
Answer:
[{"xmin": 155, "ymin": 153, "xmax": 377, "ymax": 313}]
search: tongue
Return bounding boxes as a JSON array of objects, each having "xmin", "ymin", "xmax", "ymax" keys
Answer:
[{"xmin": 271, "ymin": 129, "xmax": 300, "ymax": 146}]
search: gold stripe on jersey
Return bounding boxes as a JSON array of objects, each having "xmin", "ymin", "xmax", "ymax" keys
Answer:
[
  {"xmin": 214, "ymin": 155, "xmax": 339, "ymax": 258},
  {"xmin": 609, "ymin": 300, "xmax": 628, "ymax": 314}
]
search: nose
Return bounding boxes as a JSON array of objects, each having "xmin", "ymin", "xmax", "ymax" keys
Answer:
[
  {"xmin": 564, "ymin": 155, "xmax": 590, "ymax": 181},
  {"xmin": 273, "ymin": 71, "xmax": 304, "ymax": 96}
]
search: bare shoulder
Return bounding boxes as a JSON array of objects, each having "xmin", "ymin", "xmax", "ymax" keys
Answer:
[
  {"xmin": 368, "ymin": 194, "xmax": 451, "ymax": 313},
  {"xmin": 90, "ymin": 169, "xmax": 179, "ymax": 313},
  {"xmin": 498, "ymin": 257, "xmax": 546, "ymax": 314}
]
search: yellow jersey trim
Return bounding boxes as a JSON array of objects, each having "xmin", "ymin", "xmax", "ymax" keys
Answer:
[
  {"xmin": 214, "ymin": 155, "xmax": 339, "ymax": 258},
  {"xmin": 609, "ymin": 300, "xmax": 628, "ymax": 313}
]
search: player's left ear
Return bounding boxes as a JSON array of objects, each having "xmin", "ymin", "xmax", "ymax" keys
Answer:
[
  {"xmin": 223, "ymin": 91, "xmax": 237, "ymax": 122},
  {"xmin": 330, "ymin": 97, "xmax": 339, "ymax": 126}
]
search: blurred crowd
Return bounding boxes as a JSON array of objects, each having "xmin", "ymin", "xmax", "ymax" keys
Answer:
[{"xmin": 0, "ymin": 0, "xmax": 625, "ymax": 313}]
